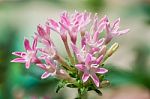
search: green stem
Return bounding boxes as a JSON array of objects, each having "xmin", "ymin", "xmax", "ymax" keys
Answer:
[{"xmin": 77, "ymin": 89, "xmax": 88, "ymax": 99}]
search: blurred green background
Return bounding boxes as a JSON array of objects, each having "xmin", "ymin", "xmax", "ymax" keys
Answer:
[{"xmin": 0, "ymin": 0, "xmax": 150, "ymax": 99}]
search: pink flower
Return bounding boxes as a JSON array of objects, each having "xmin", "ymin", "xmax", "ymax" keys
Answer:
[
  {"xmin": 37, "ymin": 58, "xmax": 71, "ymax": 80},
  {"xmin": 75, "ymin": 54, "xmax": 108, "ymax": 87},
  {"xmin": 36, "ymin": 24, "xmax": 51, "ymax": 45},
  {"xmin": 36, "ymin": 58, "xmax": 57, "ymax": 79},
  {"xmin": 91, "ymin": 15, "xmax": 107, "ymax": 42},
  {"xmin": 71, "ymin": 43, "xmax": 88, "ymax": 63},
  {"xmin": 105, "ymin": 18, "xmax": 129, "ymax": 44},
  {"xmin": 84, "ymin": 32, "xmax": 105, "ymax": 54},
  {"xmin": 11, "ymin": 37, "xmax": 40, "ymax": 69},
  {"xmin": 48, "ymin": 19, "xmax": 67, "ymax": 41},
  {"xmin": 39, "ymin": 41, "xmax": 57, "ymax": 60}
]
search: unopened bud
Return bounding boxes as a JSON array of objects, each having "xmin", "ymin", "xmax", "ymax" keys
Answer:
[
  {"xmin": 106, "ymin": 43, "xmax": 119, "ymax": 58},
  {"xmin": 100, "ymin": 80, "xmax": 110, "ymax": 88}
]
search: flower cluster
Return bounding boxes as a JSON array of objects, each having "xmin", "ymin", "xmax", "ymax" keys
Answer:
[{"xmin": 11, "ymin": 11, "xmax": 129, "ymax": 96}]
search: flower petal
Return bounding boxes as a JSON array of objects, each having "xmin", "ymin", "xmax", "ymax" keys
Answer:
[
  {"xmin": 117, "ymin": 29, "xmax": 130, "ymax": 36},
  {"xmin": 41, "ymin": 72, "xmax": 51, "ymax": 79},
  {"xmin": 25, "ymin": 60, "xmax": 31, "ymax": 69},
  {"xmin": 12, "ymin": 52, "xmax": 26, "ymax": 57},
  {"xmin": 49, "ymin": 19, "xmax": 59, "ymax": 32},
  {"xmin": 11, "ymin": 58, "xmax": 26, "ymax": 63},
  {"xmin": 36, "ymin": 64, "xmax": 47, "ymax": 71},
  {"xmin": 90, "ymin": 73, "xmax": 99, "ymax": 87},
  {"xmin": 37, "ymin": 25, "xmax": 45, "ymax": 37},
  {"xmin": 24, "ymin": 38, "xmax": 31, "ymax": 51},
  {"xmin": 85, "ymin": 53, "xmax": 91, "ymax": 66},
  {"xmin": 71, "ymin": 43, "xmax": 79, "ymax": 54},
  {"xmin": 96, "ymin": 68, "xmax": 108, "ymax": 74},
  {"xmin": 96, "ymin": 55, "xmax": 103, "ymax": 64},
  {"xmin": 32, "ymin": 36, "xmax": 38, "ymax": 50},
  {"xmin": 75, "ymin": 64, "xmax": 85, "ymax": 71},
  {"xmin": 82, "ymin": 72, "xmax": 90, "ymax": 82}
]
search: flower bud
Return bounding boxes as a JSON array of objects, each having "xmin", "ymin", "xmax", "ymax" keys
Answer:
[
  {"xmin": 105, "ymin": 43, "xmax": 119, "ymax": 60},
  {"xmin": 100, "ymin": 80, "xmax": 110, "ymax": 88}
]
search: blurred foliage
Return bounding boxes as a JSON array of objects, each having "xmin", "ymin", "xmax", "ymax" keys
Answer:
[
  {"xmin": 105, "ymin": 43, "xmax": 150, "ymax": 89},
  {"xmin": 85, "ymin": 0, "xmax": 105, "ymax": 12},
  {"xmin": 0, "ymin": 25, "xmax": 18, "ymax": 99}
]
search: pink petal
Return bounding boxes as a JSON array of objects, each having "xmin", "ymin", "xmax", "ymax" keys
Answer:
[
  {"xmin": 59, "ymin": 22, "xmax": 69, "ymax": 31},
  {"xmin": 82, "ymin": 72, "xmax": 90, "ymax": 82},
  {"xmin": 71, "ymin": 43, "xmax": 79, "ymax": 54},
  {"xmin": 117, "ymin": 29, "xmax": 130, "ymax": 36},
  {"xmin": 75, "ymin": 64, "xmax": 85, "ymax": 71},
  {"xmin": 36, "ymin": 64, "xmax": 47, "ymax": 71},
  {"xmin": 97, "ymin": 38, "xmax": 105, "ymax": 47},
  {"xmin": 61, "ymin": 15, "xmax": 70, "ymax": 26},
  {"xmin": 61, "ymin": 11, "xmax": 70, "ymax": 26},
  {"xmin": 11, "ymin": 58, "xmax": 26, "ymax": 63},
  {"xmin": 32, "ymin": 36, "xmax": 38, "ymax": 50},
  {"xmin": 49, "ymin": 19, "xmax": 59, "ymax": 30},
  {"xmin": 85, "ymin": 54, "xmax": 92, "ymax": 66},
  {"xmin": 25, "ymin": 60, "xmax": 31, "ymax": 69},
  {"xmin": 45, "ymin": 58, "xmax": 56, "ymax": 69},
  {"xmin": 76, "ymin": 54, "xmax": 85, "ymax": 63},
  {"xmin": 37, "ymin": 25, "xmax": 45, "ymax": 36},
  {"xmin": 96, "ymin": 68, "xmax": 108, "ymax": 74},
  {"xmin": 90, "ymin": 73, "xmax": 99, "ymax": 87},
  {"xmin": 96, "ymin": 55, "xmax": 103, "ymax": 64},
  {"xmin": 69, "ymin": 32, "xmax": 77, "ymax": 44},
  {"xmin": 24, "ymin": 38, "xmax": 31, "ymax": 51},
  {"xmin": 41, "ymin": 72, "xmax": 51, "ymax": 79},
  {"xmin": 12, "ymin": 52, "xmax": 26, "ymax": 57},
  {"xmin": 112, "ymin": 18, "xmax": 120, "ymax": 30},
  {"xmin": 100, "ymin": 15, "xmax": 108, "ymax": 23},
  {"xmin": 93, "ymin": 23, "xmax": 105, "ymax": 41}
]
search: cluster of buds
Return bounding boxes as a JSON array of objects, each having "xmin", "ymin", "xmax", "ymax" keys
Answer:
[{"xmin": 11, "ymin": 11, "xmax": 129, "ymax": 97}]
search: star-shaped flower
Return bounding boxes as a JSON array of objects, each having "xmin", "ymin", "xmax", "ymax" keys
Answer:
[
  {"xmin": 75, "ymin": 54, "xmax": 108, "ymax": 87},
  {"xmin": 11, "ymin": 37, "xmax": 39, "ymax": 69}
]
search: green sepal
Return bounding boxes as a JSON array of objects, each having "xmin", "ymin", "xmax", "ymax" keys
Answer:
[
  {"xmin": 55, "ymin": 80, "xmax": 66, "ymax": 93},
  {"xmin": 67, "ymin": 84, "xmax": 78, "ymax": 88}
]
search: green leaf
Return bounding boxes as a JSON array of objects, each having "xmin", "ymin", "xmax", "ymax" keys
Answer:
[
  {"xmin": 67, "ymin": 84, "xmax": 77, "ymax": 88},
  {"xmin": 55, "ymin": 80, "xmax": 66, "ymax": 93},
  {"xmin": 94, "ymin": 89, "xmax": 102, "ymax": 96}
]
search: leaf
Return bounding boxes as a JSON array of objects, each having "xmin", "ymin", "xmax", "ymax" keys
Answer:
[
  {"xmin": 55, "ymin": 80, "xmax": 66, "ymax": 93},
  {"xmin": 94, "ymin": 89, "xmax": 102, "ymax": 96},
  {"xmin": 69, "ymin": 72, "xmax": 76, "ymax": 78},
  {"xmin": 67, "ymin": 84, "xmax": 77, "ymax": 88}
]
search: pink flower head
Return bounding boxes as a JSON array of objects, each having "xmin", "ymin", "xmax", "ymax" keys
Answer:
[
  {"xmin": 11, "ymin": 11, "xmax": 129, "ymax": 94},
  {"xmin": 11, "ymin": 37, "xmax": 40, "ymax": 69},
  {"xmin": 105, "ymin": 18, "xmax": 129, "ymax": 44},
  {"xmin": 75, "ymin": 54, "xmax": 108, "ymax": 87}
]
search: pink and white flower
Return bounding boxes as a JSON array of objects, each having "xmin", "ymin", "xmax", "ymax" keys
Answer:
[
  {"xmin": 75, "ymin": 54, "xmax": 108, "ymax": 87},
  {"xmin": 105, "ymin": 18, "xmax": 129, "ymax": 44},
  {"xmin": 11, "ymin": 37, "xmax": 40, "ymax": 69}
]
